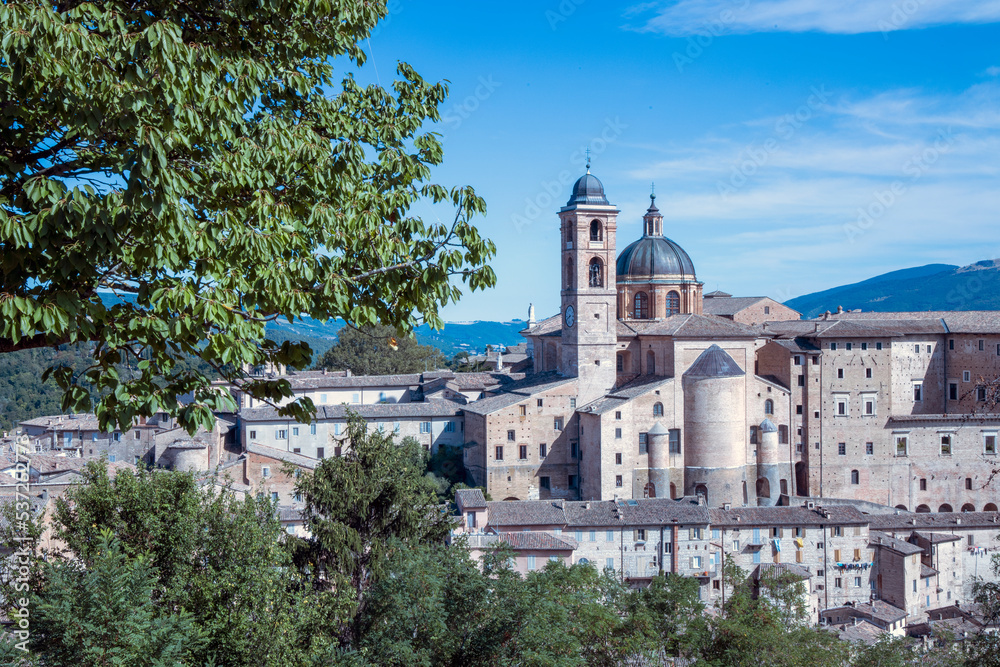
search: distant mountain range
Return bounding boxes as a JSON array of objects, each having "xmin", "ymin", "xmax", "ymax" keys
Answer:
[
  {"xmin": 96, "ymin": 291, "xmax": 527, "ymax": 360},
  {"xmin": 784, "ymin": 260, "xmax": 1000, "ymax": 318}
]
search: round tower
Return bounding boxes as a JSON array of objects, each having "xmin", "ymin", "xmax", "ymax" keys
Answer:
[
  {"xmin": 647, "ymin": 421, "xmax": 671, "ymax": 499},
  {"xmin": 756, "ymin": 418, "xmax": 781, "ymax": 507},
  {"xmin": 683, "ymin": 345, "xmax": 747, "ymax": 507}
]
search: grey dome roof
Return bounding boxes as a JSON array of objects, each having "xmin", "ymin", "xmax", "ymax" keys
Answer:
[
  {"xmin": 566, "ymin": 172, "xmax": 609, "ymax": 206},
  {"xmin": 647, "ymin": 422, "xmax": 669, "ymax": 436},
  {"xmin": 760, "ymin": 418, "xmax": 778, "ymax": 433},
  {"xmin": 616, "ymin": 235, "xmax": 696, "ymax": 279},
  {"xmin": 684, "ymin": 344, "xmax": 745, "ymax": 378}
]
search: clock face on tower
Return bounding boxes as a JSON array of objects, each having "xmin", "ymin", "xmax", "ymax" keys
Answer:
[{"xmin": 564, "ymin": 305, "xmax": 575, "ymax": 327}]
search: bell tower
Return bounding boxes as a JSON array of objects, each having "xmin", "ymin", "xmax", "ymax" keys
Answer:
[{"xmin": 558, "ymin": 164, "xmax": 619, "ymax": 404}]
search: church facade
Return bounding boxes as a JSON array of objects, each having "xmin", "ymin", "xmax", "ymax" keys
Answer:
[{"xmin": 463, "ymin": 170, "xmax": 1000, "ymax": 513}]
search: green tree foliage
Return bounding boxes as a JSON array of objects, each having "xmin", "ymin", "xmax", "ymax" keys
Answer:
[
  {"xmin": 27, "ymin": 530, "xmax": 205, "ymax": 666},
  {"xmin": 0, "ymin": 0, "xmax": 495, "ymax": 434},
  {"xmin": 316, "ymin": 324, "xmax": 448, "ymax": 376},
  {"xmin": 289, "ymin": 415, "xmax": 453, "ymax": 646},
  {"xmin": 40, "ymin": 462, "xmax": 308, "ymax": 665}
]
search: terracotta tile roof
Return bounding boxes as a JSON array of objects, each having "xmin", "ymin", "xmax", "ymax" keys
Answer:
[
  {"xmin": 710, "ymin": 505, "xmax": 868, "ymax": 527},
  {"xmin": 245, "ymin": 443, "xmax": 319, "ymax": 469},
  {"xmin": 870, "ymin": 531, "xmax": 924, "ymax": 555},
  {"xmin": 486, "ymin": 500, "xmax": 567, "ymax": 526},
  {"xmin": 869, "ymin": 511, "xmax": 1000, "ymax": 530},
  {"xmin": 496, "ymin": 531, "xmax": 578, "ymax": 551},
  {"xmin": 461, "ymin": 374, "xmax": 576, "ymax": 416},
  {"xmin": 455, "ymin": 488, "xmax": 487, "ymax": 510}
]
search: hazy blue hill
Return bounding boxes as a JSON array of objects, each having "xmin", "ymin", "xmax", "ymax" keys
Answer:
[
  {"xmin": 96, "ymin": 292, "xmax": 527, "ymax": 360},
  {"xmin": 784, "ymin": 261, "xmax": 1000, "ymax": 318}
]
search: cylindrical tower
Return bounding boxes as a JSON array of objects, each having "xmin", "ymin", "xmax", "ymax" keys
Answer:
[
  {"xmin": 647, "ymin": 422, "xmax": 671, "ymax": 499},
  {"xmin": 756, "ymin": 418, "xmax": 781, "ymax": 507},
  {"xmin": 683, "ymin": 345, "xmax": 747, "ymax": 507}
]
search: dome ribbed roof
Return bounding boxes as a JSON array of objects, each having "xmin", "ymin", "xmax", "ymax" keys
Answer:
[
  {"xmin": 760, "ymin": 418, "xmax": 778, "ymax": 433},
  {"xmin": 684, "ymin": 344, "xmax": 745, "ymax": 378},
  {"xmin": 566, "ymin": 172, "xmax": 609, "ymax": 206},
  {"xmin": 616, "ymin": 235, "xmax": 696, "ymax": 279}
]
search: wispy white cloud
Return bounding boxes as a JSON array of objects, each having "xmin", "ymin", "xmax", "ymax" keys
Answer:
[{"xmin": 631, "ymin": 0, "xmax": 1000, "ymax": 36}]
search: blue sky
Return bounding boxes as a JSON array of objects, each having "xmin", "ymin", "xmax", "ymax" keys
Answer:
[{"xmin": 361, "ymin": 1, "xmax": 1000, "ymax": 323}]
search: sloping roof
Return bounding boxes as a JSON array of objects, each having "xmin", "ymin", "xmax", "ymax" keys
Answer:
[
  {"xmin": 684, "ymin": 344, "xmax": 745, "ymax": 378},
  {"xmin": 521, "ymin": 313, "xmax": 562, "ymax": 337},
  {"xmin": 823, "ymin": 310, "xmax": 1000, "ymax": 335},
  {"xmin": 920, "ymin": 564, "xmax": 939, "ymax": 578},
  {"xmin": 628, "ymin": 314, "xmax": 760, "ymax": 339},
  {"xmin": 710, "ymin": 505, "xmax": 868, "ymax": 527},
  {"xmin": 615, "ymin": 498, "xmax": 711, "ymax": 526},
  {"xmin": 837, "ymin": 619, "xmax": 885, "ymax": 645},
  {"xmin": 245, "ymin": 443, "xmax": 319, "ymax": 469},
  {"xmin": 579, "ymin": 375, "xmax": 674, "ymax": 415},
  {"xmin": 497, "ymin": 531, "xmax": 579, "ymax": 551},
  {"xmin": 913, "ymin": 531, "xmax": 962, "ymax": 544},
  {"xmin": 870, "ymin": 531, "xmax": 924, "ymax": 555},
  {"xmin": 856, "ymin": 600, "xmax": 908, "ymax": 624},
  {"xmin": 702, "ymin": 296, "xmax": 768, "ymax": 316},
  {"xmin": 869, "ymin": 511, "xmax": 1000, "ymax": 530},
  {"xmin": 462, "ymin": 374, "xmax": 576, "ymax": 416},
  {"xmin": 455, "ymin": 488, "xmax": 487, "ymax": 510},
  {"xmin": 770, "ymin": 338, "xmax": 822, "ymax": 353},
  {"xmin": 240, "ymin": 400, "xmax": 465, "ymax": 422},
  {"xmin": 486, "ymin": 500, "xmax": 567, "ymax": 526},
  {"xmin": 754, "ymin": 562, "xmax": 811, "ymax": 581}
]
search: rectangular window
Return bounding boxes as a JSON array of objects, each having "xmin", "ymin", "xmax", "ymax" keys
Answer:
[
  {"xmin": 554, "ymin": 418, "xmax": 563, "ymax": 431},
  {"xmin": 797, "ymin": 375, "xmax": 805, "ymax": 387},
  {"xmin": 692, "ymin": 556, "xmax": 702, "ymax": 569},
  {"xmin": 639, "ymin": 432, "xmax": 648, "ymax": 455},
  {"xmin": 570, "ymin": 398, "xmax": 576, "ymax": 409},
  {"xmin": 778, "ymin": 425, "xmax": 789, "ymax": 445},
  {"xmin": 571, "ymin": 441, "xmax": 579, "ymax": 458},
  {"xmin": 794, "ymin": 355, "xmax": 802, "ymax": 365},
  {"xmin": 292, "ymin": 427, "xmax": 299, "ymax": 437},
  {"xmin": 275, "ymin": 429, "xmax": 287, "ymax": 439},
  {"xmin": 507, "ymin": 429, "xmax": 515, "ymax": 441},
  {"xmin": 519, "ymin": 445, "xmax": 528, "ymax": 460},
  {"xmin": 896, "ymin": 435, "xmax": 908, "ymax": 456},
  {"xmin": 249, "ymin": 430, "xmax": 257, "ymax": 440},
  {"xmin": 838, "ymin": 442, "xmax": 846, "ymax": 456},
  {"xmin": 834, "ymin": 549, "xmax": 841, "ymax": 561},
  {"xmin": 271, "ymin": 492, "xmax": 279, "ymax": 502},
  {"xmin": 637, "ymin": 529, "xmax": 646, "ymax": 541},
  {"xmin": 832, "ymin": 526, "xmax": 842, "ymax": 537},
  {"xmin": 261, "ymin": 466, "xmax": 271, "ymax": 478},
  {"xmin": 590, "ymin": 530, "xmax": 596, "ymax": 542},
  {"xmin": 352, "ymin": 393, "xmax": 360, "ymax": 403},
  {"xmin": 539, "ymin": 443, "xmax": 547, "ymax": 457},
  {"xmin": 317, "ymin": 447, "xmax": 325, "ymax": 459},
  {"xmin": 950, "ymin": 339, "xmax": 955, "ymax": 350},
  {"xmin": 669, "ymin": 429, "xmax": 681, "ymax": 454},
  {"xmin": 420, "ymin": 422, "xmax": 432, "ymax": 434},
  {"xmin": 606, "ymin": 557, "xmax": 614, "ymax": 570},
  {"xmin": 980, "ymin": 339, "xmax": 985, "ymax": 351},
  {"xmin": 866, "ymin": 368, "xmax": 872, "ymax": 379},
  {"xmin": 691, "ymin": 527, "xmax": 703, "ymax": 540},
  {"xmin": 861, "ymin": 342, "xmax": 868, "ymax": 350},
  {"xmin": 985, "ymin": 433, "xmax": 997, "ymax": 455},
  {"xmin": 537, "ymin": 399, "xmax": 543, "ymax": 408},
  {"xmin": 863, "ymin": 395, "xmax": 876, "ymax": 416},
  {"xmin": 876, "ymin": 342, "xmax": 883, "ymax": 350},
  {"xmin": 495, "ymin": 446, "xmax": 504, "ymax": 461},
  {"xmin": 920, "ymin": 478, "xmax": 927, "ymax": 490},
  {"xmin": 940, "ymin": 435, "xmax": 952, "ymax": 456},
  {"xmin": 830, "ymin": 343, "xmax": 838, "ymax": 351},
  {"xmin": 615, "ymin": 410, "xmax": 622, "ymax": 420},
  {"xmin": 615, "ymin": 428, "xmax": 622, "ymax": 439},
  {"xmin": 519, "ymin": 405, "xmax": 527, "ymax": 417},
  {"xmin": 310, "ymin": 423, "xmax": 316, "ymax": 435},
  {"xmin": 913, "ymin": 382, "xmax": 922, "ymax": 402},
  {"xmin": 813, "ymin": 356, "xmax": 820, "ymax": 365},
  {"xmin": 966, "ymin": 477, "xmax": 973, "ymax": 490},
  {"xmin": 866, "ymin": 442, "xmax": 874, "ymax": 455},
  {"xmin": 607, "ymin": 530, "xmax": 615, "ymax": 542},
  {"xmin": 836, "ymin": 397, "xmax": 848, "ymax": 416},
  {"xmin": 978, "ymin": 386, "xmax": 988, "ymax": 402},
  {"xmin": 851, "ymin": 470, "xmax": 860, "ymax": 484},
  {"xmin": 855, "ymin": 576, "xmax": 862, "ymax": 588},
  {"xmin": 540, "ymin": 476, "xmax": 550, "ymax": 490},
  {"xmin": 293, "ymin": 447, "xmax": 301, "ymax": 454},
  {"xmin": 837, "ymin": 368, "xmax": 844, "ymax": 379},
  {"xmin": 771, "ymin": 527, "xmax": 782, "ymax": 538},
  {"xmin": 615, "ymin": 475, "xmax": 623, "ymax": 487},
  {"xmin": 445, "ymin": 421, "xmax": 456, "ymax": 432},
  {"xmin": 915, "ymin": 344, "xmax": 921, "ymax": 353},
  {"xmin": 334, "ymin": 423, "xmax": 342, "ymax": 436},
  {"xmin": 750, "ymin": 425, "xmax": 759, "ymax": 445},
  {"xmin": 527, "ymin": 556, "xmax": 536, "ymax": 571},
  {"xmin": 615, "ymin": 452, "xmax": 622, "ymax": 465},
  {"xmin": 846, "ymin": 342, "xmax": 853, "ymax": 351},
  {"xmin": 796, "ymin": 404, "xmax": 803, "ymax": 415},
  {"xmin": 950, "ymin": 383, "xmax": 958, "ymax": 400},
  {"xmin": 964, "ymin": 370, "xmax": 972, "ymax": 382},
  {"xmin": 568, "ymin": 474, "xmax": 578, "ymax": 488}
]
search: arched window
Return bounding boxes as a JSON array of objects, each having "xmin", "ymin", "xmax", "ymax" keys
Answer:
[
  {"xmin": 764, "ymin": 399, "xmax": 774, "ymax": 415},
  {"xmin": 669, "ymin": 483, "xmax": 677, "ymax": 499},
  {"xmin": 756, "ymin": 477, "xmax": 771, "ymax": 499},
  {"xmin": 588, "ymin": 258, "xmax": 603, "ymax": 287},
  {"xmin": 962, "ymin": 503, "xmax": 976, "ymax": 513},
  {"xmin": 894, "ymin": 504, "xmax": 908, "ymax": 511},
  {"xmin": 633, "ymin": 291, "xmax": 648, "ymax": 319},
  {"xmin": 938, "ymin": 504, "xmax": 953, "ymax": 513},
  {"xmin": 590, "ymin": 219, "xmax": 602, "ymax": 241},
  {"xmin": 653, "ymin": 402, "xmax": 663, "ymax": 417},
  {"xmin": 695, "ymin": 484, "xmax": 709, "ymax": 505},
  {"xmin": 666, "ymin": 290, "xmax": 680, "ymax": 316},
  {"xmin": 647, "ymin": 350, "xmax": 656, "ymax": 374},
  {"xmin": 850, "ymin": 470, "xmax": 859, "ymax": 485},
  {"xmin": 915, "ymin": 504, "xmax": 931, "ymax": 513},
  {"xmin": 985, "ymin": 503, "xmax": 998, "ymax": 512},
  {"xmin": 644, "ymin": 483, "xmax": 655, "ymax": 499}
]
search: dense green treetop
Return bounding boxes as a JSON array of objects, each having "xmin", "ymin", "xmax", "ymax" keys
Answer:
[
  {"xmin": 315, "ymin": 323, "xmax": 447, "ymax": 376},
  {"xmin": 0, "ymin": 0, "xmax": 495, "ymax": 434}
]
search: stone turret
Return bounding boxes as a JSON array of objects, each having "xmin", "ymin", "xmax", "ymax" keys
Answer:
[
  {"xmin": 647, "ymin": 421, "xmax": 671, "ymax": 500},
  {"xmin": 756, "ymin": 419, "xmax": 780, "ymax": 507}
]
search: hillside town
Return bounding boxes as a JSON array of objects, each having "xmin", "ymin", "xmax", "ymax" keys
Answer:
[{"xmin": 5, "ymin": 172, "xmax": 1000, "ymax": 649}]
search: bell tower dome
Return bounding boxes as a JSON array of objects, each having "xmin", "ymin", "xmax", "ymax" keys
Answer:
[{"xmin": 558, "ymin": 164, "xmax": 619, "ymax": 404}]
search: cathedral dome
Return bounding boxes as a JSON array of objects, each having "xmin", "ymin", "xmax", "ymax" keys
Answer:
[
  {"xmin": 566, "ymin": 172, "xmax": 610, "ymax": 206},
  {"xmin": 616, "ymin": 235, "xmax": 696, "ymax": 280}
]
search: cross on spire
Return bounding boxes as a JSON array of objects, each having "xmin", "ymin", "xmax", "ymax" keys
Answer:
[{"xmin": 585, "ymin": 148, "xmax": 591, "ymax": 173}]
